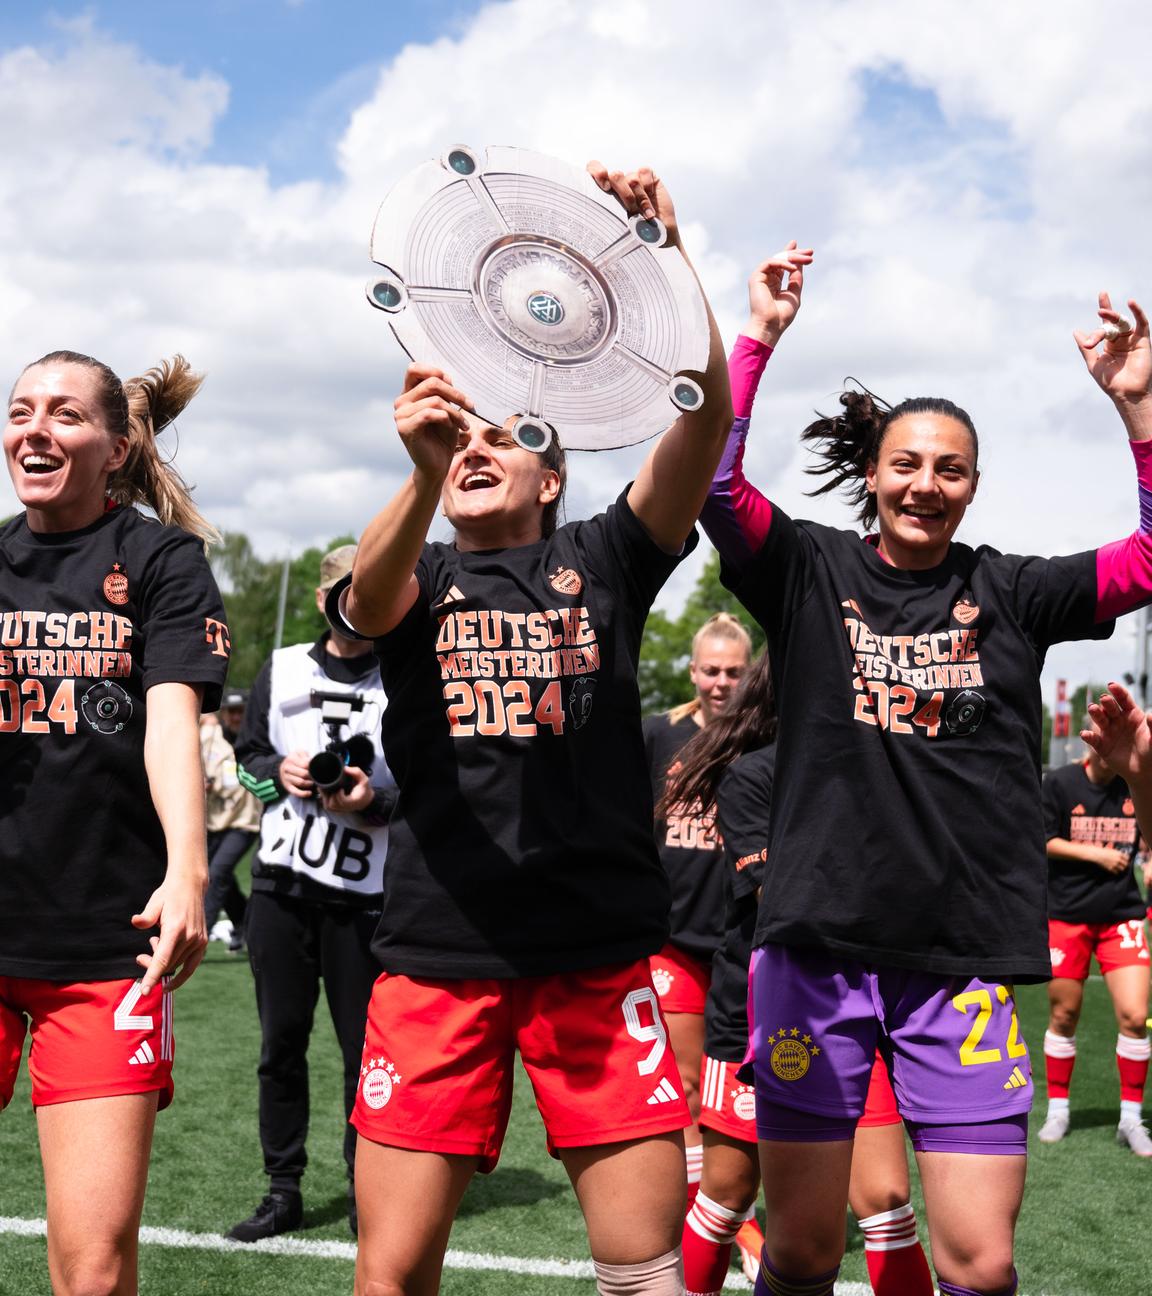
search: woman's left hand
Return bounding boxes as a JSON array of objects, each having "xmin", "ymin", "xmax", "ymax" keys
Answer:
[
  {"xmin": 587, "ymin": 162, "xmax": 678, "ymax": 245},
  {"xmin": 132, "ymin": 870, "xmax": 208, "ymax": 993},
  {"xmin": 1074, "ymin": 293, "xmax": 1152, "ymax": 413}
]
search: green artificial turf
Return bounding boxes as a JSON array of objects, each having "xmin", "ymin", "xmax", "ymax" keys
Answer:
[{"xmin": 0, "ymin": 955, "xmax": 1147, "ymax": 1295}]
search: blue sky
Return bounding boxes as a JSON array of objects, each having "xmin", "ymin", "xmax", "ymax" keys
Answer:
[
  {"xmin": 0, "ymin": 0, "xmax": 1148, "ymax": 693},
  {"xmin": 0, "ymin": 1, "xmax": 487, "ymax": 180}
]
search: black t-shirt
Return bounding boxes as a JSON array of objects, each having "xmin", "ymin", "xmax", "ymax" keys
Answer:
[
  {"xmin": 0, "ymin": 506, "xmax": 230, "ymax": 980},
  {"xmin": 357, "ymin": 492, "xmax": 696, "ymax": 977},
  {"xmin": 705, "ymin": 744, "xmax": 775, "ymax": 1061},
  {"xmin": 1043, "ymin": 762, "xmax": 1144, "ymax": 924},
  {"xmin": 724, "ymin": 510, "xmax": 1113, "ymax": 982},
  {"xmin": 643, "ymin": 710, "xmax": 726, "ymax": 962}
]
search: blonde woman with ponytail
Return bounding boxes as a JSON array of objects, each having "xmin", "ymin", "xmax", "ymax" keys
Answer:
[
  {"xmin": 644, "ymin": 611, "xmax": 751, "ymax": 1209},
  {"xmin": 1, "ymin": 350, "xmax": 229, "ymax": 1295}
]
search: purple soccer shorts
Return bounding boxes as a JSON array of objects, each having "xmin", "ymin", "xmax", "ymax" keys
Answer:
[{"xmin": 742, "ymin": 944, "xmax": 1032, "ymax": 1132}]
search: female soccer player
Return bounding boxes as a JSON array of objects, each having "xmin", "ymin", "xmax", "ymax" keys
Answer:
[
  {"xmin": 645, "ymin": 611, "xmax": 751, "ymax": 1199},
  {"xmin": 1037, "ymin": 739, "xmax": 1151, "ymax": 1155},
  {"xmin": 0, "ymin": 351, "xmax": 229, "ymax": 1295},
  {"xmin": 700, "ymin": 250, "xmax": 1152, "ymax": 1296},
  {"xmin": 666, "ymin": 654, "xmax": 932, "ymax": 1296},
  {"xmin": 328, "ymin": 167, "xmax": 805, "ymax": 1296}
]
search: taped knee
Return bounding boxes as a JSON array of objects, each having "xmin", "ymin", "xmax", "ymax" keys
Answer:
[{"xmin": 593, "ymin": 1247, "xmax": 685, "ymax": 1295}]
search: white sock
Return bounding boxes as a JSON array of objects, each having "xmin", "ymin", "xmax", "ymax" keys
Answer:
[
  {"xmin": 857, "ymin": 1201, "xmax": 919, "ymax": 1251},
  {"xmin": 685, "ymin": 1142, "xmax": 703, "ymax": 1187},
  {"xmin": 686, "ymin": 1191, "xmax": 744, "ymax": 1245},
  {"xmin": 1046, "ymin": 1096, "xmax": 1070, "ymax": 1116},
  {"xmin": 1043, "ymin": 1029, "xmax": 1077, "ymax": 1058},
  {"xmin": 1120, "ymin": 1099, "xmax": 1144, "ymax": 1125}
]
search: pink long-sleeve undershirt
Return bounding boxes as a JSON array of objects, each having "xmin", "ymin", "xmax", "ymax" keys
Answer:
[
  {"xmin": 699, "ymin": 335, "xmax": 775, "ymax": 568},
  {"xmin": 1096, "ymin": 439, "xmax": 1152, "ymax": 621}
]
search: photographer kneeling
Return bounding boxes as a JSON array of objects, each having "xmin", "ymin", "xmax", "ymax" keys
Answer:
[{"xmin": 230, "ymin": 544, "xmax": 395, "ymax": 1242}]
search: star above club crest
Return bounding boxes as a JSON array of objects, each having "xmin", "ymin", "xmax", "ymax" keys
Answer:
[
  {"xmin": 802, "ymin": 1034, "xmax": 812, "ymax": 1044},
  {"xmin": 790, "ymin": 1027, "xmax": 800, "ymax": 1037}
]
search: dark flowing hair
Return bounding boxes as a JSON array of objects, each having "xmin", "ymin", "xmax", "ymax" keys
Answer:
[
  {"xmin": 659, "ymin": 650, "xmax": 776, "ymax": 819},
  {"xmin": 801, "ymin": 384, "xmax": 978, "ymax": 529},
  {"xmin": 540, "ymin": 435, "xmax": 567, "ymax": 538},
  {"xmin": 22, "ymin": 350, "xmax": 219, "ymax": 546}
]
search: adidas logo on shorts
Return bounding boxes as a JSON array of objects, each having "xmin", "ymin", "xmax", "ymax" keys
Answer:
[
  {"xmin": 646, "ymin": 1077, "xmax": 679, "ymax": 1105},
  {"xmin": 1003, "ymin": 1066, "xmax": 1028, "ymax": 1091},
  {"xmin": 128, "ymin": 1040, "xmax": 155, "ymax": 1066}
]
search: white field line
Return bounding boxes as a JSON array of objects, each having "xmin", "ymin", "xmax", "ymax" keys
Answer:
[{"xmin": 0, "ymin": 1215, "xmax": 884, "ymax": 1292}]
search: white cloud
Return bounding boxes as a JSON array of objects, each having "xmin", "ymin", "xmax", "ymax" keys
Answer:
[{"xmin": 2, "ymin": 0, "xmax": 1151, "ymax": 695}]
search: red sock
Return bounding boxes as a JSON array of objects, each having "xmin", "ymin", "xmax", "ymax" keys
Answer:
[
  {"xmin": 1116, "ymin": 1033, "xmax": 1151, "ymax": 1103},
  {"xmin": 1044, "ymin": 1029, "xmax": 1077, "ymax": 1098},
  {"xmin": 683, "ymin": 1191, "xmax": 744, "ymax": 1295},
  {"xmin": 858, "ymin": 1203, "xmax": 933, "ymax": 1296}
]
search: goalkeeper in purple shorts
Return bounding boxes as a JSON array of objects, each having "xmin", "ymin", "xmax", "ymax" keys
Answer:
[{"xmin": 698, "ymin": 242, "xmax": 1152, "ymax": 1296}]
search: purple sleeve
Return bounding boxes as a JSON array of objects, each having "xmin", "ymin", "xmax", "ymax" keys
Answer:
[
  {"xmin": 1095, "ymin": 439, "xmax": 1152, "ymax": 621},
  {"xmin": 699, "ymin": 335, "xmax": 776, "ymax": 572}
]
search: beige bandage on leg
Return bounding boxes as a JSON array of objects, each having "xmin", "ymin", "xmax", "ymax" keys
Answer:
[{"xmin": 593, "ymin": 1248, "xmax": 685, "ymax": 1295}]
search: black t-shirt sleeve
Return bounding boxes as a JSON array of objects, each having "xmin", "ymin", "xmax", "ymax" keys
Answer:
[
  {"xmin": 720, "ymin": 506, "xmax": 812, "ymax": 638},
  {"xmin": 995, "ymin": 549, "xmax": 1112, "ymax": 653},
  {"xmin": 715, "ymin": 751, "xmax": 774, "ymax": 899},
  {"xmin": 1041, "ymin": 769, "xmax": 1069, "ymax": 842},
  {"xmin": 137, "ymin": 530, "xmax": 230, "ymax": 709},
  {"xmin": 573, "ymin": 491, "xmax": 699, "ymax": 627}
]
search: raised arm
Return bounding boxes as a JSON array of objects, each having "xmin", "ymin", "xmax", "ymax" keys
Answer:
[
  {"xmin": 584, "ymin": 163, "xmax": 732, "ymax": 553},
  {"xmin": 1074, "ymin": 295, "xmax": 1152, "ymax": 620},
  {"xmin": 700, "ymin": 243, "xmax": 811, "ymax": 573},
  {"xmin": 1083, "ymin": 682, "xmax": 1152, "ymax": 858},
  {"xmin": 343, "ymin": 365, "xmax": 473, "ymax": 637}
]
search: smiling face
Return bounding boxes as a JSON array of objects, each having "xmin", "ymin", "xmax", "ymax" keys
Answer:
[
  {"xmin": 689, "ymin": 634, "xmax": 750, "ymax": 724},
  {"xmin": 441, "ymin": 416, "xmax": 560, "ymax": 551},
  {"xmin": 5, "ymin": 361, "xmax": 128, "ymax": 533},
  {"xmin": 865, "ymin": 413, "xmax": 979, "ymax": 569}
]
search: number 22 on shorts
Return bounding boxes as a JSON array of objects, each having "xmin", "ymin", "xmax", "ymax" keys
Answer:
[{"xmin": 951, "ymin": 985, "xmax": 1028, "ymax": 1067}]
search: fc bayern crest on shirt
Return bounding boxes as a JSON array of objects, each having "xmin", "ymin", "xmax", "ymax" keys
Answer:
[
  {"xmin": 765, "ymin": 1026, "xmax": 821, "ymax": 1082},
  {"xmin": 360, "ymin": 1056, "xmax": 402, "ymax": 1110},
  {"xmin": 548, "ymin": 565, "xmax": 583, "ymax": 596},
  {"xmin": 103, "ymin": 562, "xmax": 129, "ymax": 605},
  {"xmin": 952, "ymin": 596, "xmax": 980, "ymax": 625}
]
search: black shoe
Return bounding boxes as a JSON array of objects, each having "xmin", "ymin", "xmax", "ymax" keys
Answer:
[
  {"xmin": 347, "ymin": 1185, "xmax": 358, "ymax": 1238},
  {"xmin": 226, "ymin": 1190, "xmax": 303, "ymax": 1242}
]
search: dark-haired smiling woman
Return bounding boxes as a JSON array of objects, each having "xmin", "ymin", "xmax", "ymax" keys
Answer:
[
  {"xmin": 701, "ymin": 281, "xmax": 1152, "ymax": 1296},
  {"xmin": 0, "ymin": 352, "xmax": 229, "ymax": 1295},
  {"xmin": 326, "ymin": 169, "xmax": 802, "ymax": 1296}
]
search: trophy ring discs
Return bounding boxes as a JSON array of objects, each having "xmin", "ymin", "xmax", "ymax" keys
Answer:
[{"xmin": 365, "ymin": 144, "xmax": 711, "ymax": 452}]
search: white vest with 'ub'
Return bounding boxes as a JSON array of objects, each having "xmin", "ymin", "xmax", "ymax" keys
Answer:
[{"xmin": 259, "ymin": 642, "xmax": 392, "ymax": 897}]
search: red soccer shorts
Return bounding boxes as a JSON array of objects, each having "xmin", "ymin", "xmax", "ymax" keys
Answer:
[
  {"xmin": 857, "ymin": 1050, "xmax": 901, "ymax": 1128},
  {"xmin": 352, "ymin": 961, "xmax": 691, "ymax": 1171},
  {"xmin": 698, "ymin": 1054, "xmax": 757, "ymax": 1140},
  {"xmin": 650, "ymin": 943, "xmax": 711, "ymax": 1015},
  {"xmin": 0, "ymin": 976, "xmax": 174, "ymax": 1111},
  {"xmin": 699, "ymin": 1048, "xmax": 898, "ymax": 1143},
  {"xmin": 1048, "ymin": 917, "xmax": 1150, "ymax": 981}
]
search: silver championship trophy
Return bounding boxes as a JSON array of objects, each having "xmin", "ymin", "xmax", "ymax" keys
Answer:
[{"xmin": 365, "ymin": 144, "xmax": 711, "ymax": 452}]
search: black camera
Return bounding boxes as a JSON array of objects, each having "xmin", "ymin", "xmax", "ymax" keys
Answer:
[{"xmin": 308, "ymin": 690, "xmax": 376, "ymax": 794}]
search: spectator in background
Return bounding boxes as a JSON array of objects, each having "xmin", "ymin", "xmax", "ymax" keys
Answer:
[
  {"xmin": 227, "ymin": 544, "xmax": 395, "ymax": 1243},
  {"xmin": 202, "ymin": 687, "xmax": 261, "ymax": 951}
]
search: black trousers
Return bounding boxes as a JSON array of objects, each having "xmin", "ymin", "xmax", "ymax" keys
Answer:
[
  {"xmin": 246, "ymin": 889, "xmax": 380, "ymax": 1188},
  {"xmin": 205, "ymin": 829, "xmax": 256, "ymax": 931}
]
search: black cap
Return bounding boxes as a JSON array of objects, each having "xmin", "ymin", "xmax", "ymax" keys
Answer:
[{"xmin": 221, "ymin": 688, "xmax": 248, "ymax": 709}]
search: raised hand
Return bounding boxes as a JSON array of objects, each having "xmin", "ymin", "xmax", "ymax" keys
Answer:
[
  {"xmin": 1081, "ymin": 681, "xmax": 1152, "ymax": 782},
  {"xmin": 1074, "ymin": 294, "xmax": 1152, "ymax": 436},
  {"xmin": 586, "ymin": 162, "xmax": 679, "ymax": 245},
  {"xmin": 746, "ymin": 240, "xmax": 814, "ymax": 348},
  {"xmin": 394, "ymin": 363, "xmax": 474, "ymax": 483}
]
